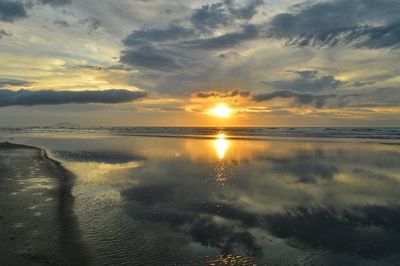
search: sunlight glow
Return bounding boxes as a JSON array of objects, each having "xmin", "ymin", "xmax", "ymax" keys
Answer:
[
  {"xmin": 211, "ymin": 104, "xmax": 231, "ymax": 118},
  {"xmin": 217, "ymin": 133, "xmax": 226, "ymax": 139},
  {"xmin": 215, "ymin": 133, "xmax": 229, "ymax": 159}
]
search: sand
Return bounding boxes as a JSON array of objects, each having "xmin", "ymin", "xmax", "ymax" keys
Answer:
[{"xmin": 0, "ymin": 142, "xmax": 89, "ymax": 265}]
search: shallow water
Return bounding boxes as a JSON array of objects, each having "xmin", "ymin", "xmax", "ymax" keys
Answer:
[{"xmin": 7, "ymin": 132, "xmax": 400, "ymax": 265}]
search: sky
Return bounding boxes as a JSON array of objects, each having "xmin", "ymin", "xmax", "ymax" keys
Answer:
[{"xmin": 0, "ymin": 0, "xmax": 399, "ymax": 127}]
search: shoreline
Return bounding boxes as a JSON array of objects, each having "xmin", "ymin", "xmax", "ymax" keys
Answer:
[
  {"xmin": 0, "ymin": 142, "xmax": 89, "ymax": 265},
  {"xmin": 1, "ymin": 127, "xmax": 400, "ymax": 142}
]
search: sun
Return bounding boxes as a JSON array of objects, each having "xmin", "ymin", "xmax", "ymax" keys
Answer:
[{"xmin": 210, "ymin": 104, "xmax": 232, "ymax": 118}]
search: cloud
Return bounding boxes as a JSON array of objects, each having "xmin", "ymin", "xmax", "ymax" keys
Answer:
[
  {"xmin": 190, "ymin": 0, "xmax": 263, "ymax": 31},
  {"xmin": 252, "ymin": 86, "xmax": 400, "ymax": 109},
  {"xmin": 190, "ymin": 2, "xmax": 231, "ymax": 31},
  {"xmin": 352, "ymin": 81, "xmax": 377, "ymax": 88},
  {"xmin": 120, "ymin": 24, "xmax": 259, "ymax": 72},
  {"xmin": 357, "ymin": 87, "xmax": 400, "ymax": 107},
  {"xmin": 120, "ymin": 25, "xmax": 195, "ymax": 71},
  {"xmin": 269, "ymin": 0, "xmax": 400, "ymax": 49},
  {"xmin": 0, "ymin": 89, "xmax": 147, "ymax": 107},
  {"xmin": 181, "ymin": 24, "xmax": 259, "ymax": 50},
  {"xmin": 252, "ymin": 90, "xmax": 337, "ymax": 108},
  {"xmin": 265, "ymin": 70, "xmax": 343, "ymax": 92},
  {"xmin": 225, "ymin": 0, "xmax": 264, "ymax": 20},
  {"xmin": 195, "ymin": 89, "xmax": 250, "ymax": 98},
  {"xmin": 349, "ymin": 22, "xmax": 400, "ymax": 49},
  {"xmin": 123, "ymin": 25, "xmax": 195, "ymax": 46},
  {"xmin": 54, "ymin": 19, "xmax": 70, "ymax": 27},
  {"xmin": 0, "ymin": 0, "xmax": 72, "ymax": 23},
  {"xmin": 120, "ymin": 45, "xmax": 182, "ymax": 71},
  {"xmin": 77, "ymin": 64, "xmax": 134, "ymax": 72},
  {"xmin": 37, "ymin": 0, "xmax": 71, "ymax": 6},
  {"xmin": 118, "ymin": 0, "xmax": 264, "ymax": 94},
  {"xmin": 0, "ymin": 78, "xmax": 33, "ymax": 87},
  {"xmin": 79, "ymin": 17, "xmax": 101, "ymax": 33},
  {"xmin": 0, "ymin": 0, "xmax": 27, "ymax": 22},
  {"xmin": 115, "ymin": 0, "xmax": 395, "ymax": 105},
  {"xmin": 0, "ymin": 29, "xmax": 12, "ymax": 38}
]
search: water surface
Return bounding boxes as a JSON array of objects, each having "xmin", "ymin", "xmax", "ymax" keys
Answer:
[{"xmin": 6, "ymin": 131, "xmax": 400, "ymax": 265}]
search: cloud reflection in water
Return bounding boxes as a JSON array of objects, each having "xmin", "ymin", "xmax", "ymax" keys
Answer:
[{"xmin": 22, "ymin": 135, "xmax": 400, "ymax": 265}]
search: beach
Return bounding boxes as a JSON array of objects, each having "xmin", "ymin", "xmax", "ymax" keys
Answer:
[{"xmin": 0, "ymin": 142, "xmax": 88, "ymax": 265}]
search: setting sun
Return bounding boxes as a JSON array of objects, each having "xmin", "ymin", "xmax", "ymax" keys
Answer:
[{"xmin": 210, "ymin": 104, "xmax": 232, "ymax": 118}]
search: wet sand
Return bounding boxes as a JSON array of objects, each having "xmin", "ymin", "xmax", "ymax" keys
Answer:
[{"xmin": 0, "ymin": 142, "xmax": 89, "ymax": 265}]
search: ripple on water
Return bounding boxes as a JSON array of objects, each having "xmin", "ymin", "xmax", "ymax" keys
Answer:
[
  {"xmin": 14, "ymin": 222, "xmax": 24, "ymax": 228},
  {"xmin": 206, "ymin": 254, "xmax": 257, "ymax": 266}
]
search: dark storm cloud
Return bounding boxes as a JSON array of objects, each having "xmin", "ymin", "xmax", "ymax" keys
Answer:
[
  {"xmin": 0, "ymin": 0, "xmax": 27, "ymax": 22},
  {"xmin": 269, "ymin": 0, "xmax": 400, "ymax": 49},
  {"xmin": 181, "ymin": 24, "xmax": 259, "ymax": 50},
  {"xmin": 120, "ymin": 46, "xmax": 182, "ymax": 71},
  {"xmin": 37, "ymin": 0, "xmax": 71, "ymax": 6},
  {"xmin": 0, "ymin": 78, "xmax": 33, "ymax": 87},
  {"xmin": 195, "ymin": 89, "xmax": 251, "ymax": 98},
  {"xmin": 252, "ymin": 90, "xmax": 336, "ymax": 108},
  {"xmin": 123, "ymin": 25, "xmax": 195, "ymax": 46},
  {"xmin": 0, "ymin": 89, "xmax": 147, "ymax": 107},
  {"xmin": 265, "ymin": 70, "xmax": 343, "ymax": 92}
]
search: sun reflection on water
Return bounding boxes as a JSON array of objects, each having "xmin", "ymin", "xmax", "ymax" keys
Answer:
[
  {"xmin": 214, "ymin": 133, "xmax": 231, "ymax": 185},
  {"xmin": 215, "ymin": 133, "xmax": 229, "ymax": 160}
]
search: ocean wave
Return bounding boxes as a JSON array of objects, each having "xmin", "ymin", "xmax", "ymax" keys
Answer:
[{"xmin": 1, "ymin": 127, "xmax": 400, "ymax": 140}]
